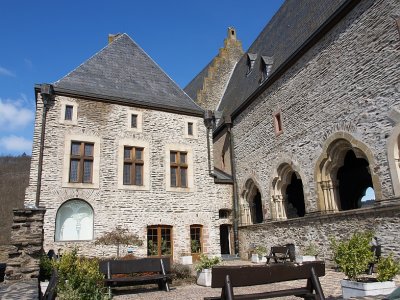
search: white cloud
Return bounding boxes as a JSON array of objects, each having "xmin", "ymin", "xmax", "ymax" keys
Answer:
[
  {"xmin": 0, "ymin": 66, "xmax": 16, "ymax": 77},
  {"xmin": 0, "ymin": 135, "xmax": 32, "ymax": 153},
  {"xmin": 0, "ymin": 98, "xmax": 35, "ymax": 130}
]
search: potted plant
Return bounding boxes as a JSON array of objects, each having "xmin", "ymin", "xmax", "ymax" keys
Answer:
[
  {"xmin": 180, "ymin": 251, "xmax": 193, "ymax": 265},
  {"xmin": 194, "ymin": 254, "xmax": 221, "ymax": 287},
  {"xmin": 251, "ymin": 245, "xmax": 267, "ymax": 263},
  {"xmin": 297, "ymin": 242, "xmax": 319, "ymax": 263},
  {"xmin": 331, "ymin": 231, "xmax": 398, "ymax": 299}
]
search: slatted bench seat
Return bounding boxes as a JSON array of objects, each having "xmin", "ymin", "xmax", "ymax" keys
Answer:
[
  {"xmin": 99, "ymin": 258, "xmax": 171, "ymax": 297},
  {"xmin": 204, "ymin": 261, "xmax": 326, "ymax": 300},
  {"xmin": 265, "ymin": 246, "xmax": 291, "ymax": 264}
]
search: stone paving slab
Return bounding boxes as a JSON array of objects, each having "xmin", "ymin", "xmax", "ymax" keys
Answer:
[{"xmin": 0, "ymin": 279, "xmax": 38, "ymax": 300}]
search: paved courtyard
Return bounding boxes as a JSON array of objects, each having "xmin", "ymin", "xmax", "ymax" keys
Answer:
[{"xmin": 0, "ymin": 262, "xmax": 398, "ymax": 300}]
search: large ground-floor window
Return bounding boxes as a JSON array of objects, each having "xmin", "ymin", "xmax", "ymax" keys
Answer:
[{"xmin": 147, "ymin": 225, "xmax": 173, "ymax": 256}]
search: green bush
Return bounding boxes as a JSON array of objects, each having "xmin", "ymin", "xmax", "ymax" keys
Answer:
[
  {"xmin": 194, "ymin": 254, "xmax": 221, "ymax": 272},
  {"xmin": 54, "ymin": 249, "xmax": 109, "ymax": 300},
  {"xmin": 330, "ymin": 231, "xmax": 375, "ymax": 281},
  {"xmin": 303, "ymin": 242, "xmax": 319, "ymax": 257},
  {"xmin": 39, "ymin": 254, "xmax": 53, "ymax": 281},
  {"xmin": 376, "ymin": 253, "xmax": 400, "ymax": 282},
  {"xmin": 171, "ymin": 263, "xmax": 193, "ymax": 280}
]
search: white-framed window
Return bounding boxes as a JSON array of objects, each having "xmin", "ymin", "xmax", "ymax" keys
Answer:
[
  {"xmin": 166, "ymin": 144, "xmax": 194, "ymax": 192},
  {"xmin": 59, "ymin": 99, "xmax": 78, "ymax": 125},
  {"xmin": 55, "ymin": 199, "xmax": 94, "ymax": 241},
  {"xmin": 62, "ymin": 134, "xmax": 100, "ymax": 189},
  {"xmin": 184, "ymin": 119, "xmax": 198, "ymax": 139},
  {"xmin": 118, "ymin": 139, "xmax": 150, "ymax": 190},
  {"xmin": 127, "ymin": 109, "xmax": 143, "ymax": 132}
]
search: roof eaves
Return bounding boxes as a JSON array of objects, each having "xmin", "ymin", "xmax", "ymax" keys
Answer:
[{"xmin": 38, "ymin": 85, "xmax": 204, "ymax": 117}]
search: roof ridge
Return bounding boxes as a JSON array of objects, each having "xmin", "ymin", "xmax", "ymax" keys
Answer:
[
  {"xmin": 53, "ymin": 33, "xmax": 128, "ymax": 85},
  {"xmin": 123, "ymin": 34, "xmax": 204, "ymax": 112}
]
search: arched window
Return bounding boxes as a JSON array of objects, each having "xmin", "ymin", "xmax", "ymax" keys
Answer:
[
  {"xmin": 55, "ymin": 199, "xmax": 94, "ymax": 241},
  {"xmin": 240, "ymin": 179, "xmax": 264, "ymax": 225},
  {"xmin": 316, "ymin": 135, "xmax": 379, "ymax": 212},
  {"xmin": 271, "ymin": 163, "xmax": 305, "ymax": 220}
]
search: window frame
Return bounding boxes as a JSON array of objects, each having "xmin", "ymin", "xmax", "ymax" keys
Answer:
[
  {"xmin": 147, "ymin": 225, "xmax": 173, "ymax": 257},
  {"xmin": 123, "ymin": 146, "xmax": 144, "ymax": 186},
  {"xmin": 170, "ymin": 151, "xmax": 188, "ymax": 188},
  {"xmin": 59, "ymin": 98, "xmax": 78, "ymax": 125},
  {"xmin": 190, "ymin": 224, "xmax": 203, "ymax": 254},
  {"xmin": 184, "ymin": 118, "xmax": 198, "ymax": 139},
  {"xmin": 273, "ymin": 111, "xmax": 283, "ymax": 136},
  {"xmin": 62, "ymin": 135, "xmax": 100, "ymax": 189},
  {"xmin": 118, "ymin": 139, "xmax": 150, "ymax": 191},
  {"xmin": 127, "ymin": 109, "xmax": 143, "ymax": 132},
  {"xmin": 166, "ymin": 144, "xmax": 193, "ymax": 192},
  {"xmin": 69, "ymin": 141, "xmax": 94, "ymax": 183}
]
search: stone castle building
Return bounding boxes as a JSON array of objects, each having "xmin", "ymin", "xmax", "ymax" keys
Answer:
[{"xmin": 21, "ymin": 0, "xmax": 400, "ymax": 263}]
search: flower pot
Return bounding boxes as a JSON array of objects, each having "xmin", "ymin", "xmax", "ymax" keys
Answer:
[
  {"xmin": 180, "ymin": 255, "xmax": 193, "ymax": 265},
  {"xmin": 296, "ymin": 256, "xmax": 317, "ymax": 263},
  {"xmin": 197, "ymin": 268, "xmax": 212, "ymax": 287},
  {"xmin": 341, "ymin": 279, "xmax": 396, "ymax": 299},
  {"xmin": 251, "ymin": 254, "xmax": 266, "ymax": 263}
]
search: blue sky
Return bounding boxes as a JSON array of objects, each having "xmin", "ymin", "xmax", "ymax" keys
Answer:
[{"xmin": 0, "ymin": 0, "xmax": 284, "ymax": 155}]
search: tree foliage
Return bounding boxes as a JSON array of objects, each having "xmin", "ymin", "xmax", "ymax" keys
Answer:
[
  {"xmin": 95, "ymin": 226, "xmax": 143, "ymax": 257},
  {"xmin": 330, "ymin": 231, "xmax": 375, "ymax": 281}
]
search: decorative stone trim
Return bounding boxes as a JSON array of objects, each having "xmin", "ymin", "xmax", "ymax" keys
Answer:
[
  {"xmin": 62, "ymin": 134, "xmax": 101, "ymax": 189},
  {"xmin": 59, "ymin": 97, "xmax": 78, "ymax": 125},
  {"xmin": 117, "ymin": 138, "xmax": 150, "ymax": 191}
]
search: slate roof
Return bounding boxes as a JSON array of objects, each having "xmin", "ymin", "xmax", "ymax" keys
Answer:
[
  {"xmin": 53, "ymin": 34, "xmax": 203, "ymax": 116},
  {"xmin": 218, "ymin": 0, "xmax": 351, "ymax": 119}
]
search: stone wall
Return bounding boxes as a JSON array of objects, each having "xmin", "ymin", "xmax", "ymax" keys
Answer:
[
  {"xmin": 238, "ymin": 202, "xmax": 400, "ymax": 265},
  {"xmin": 5, "ymin": 208, "xmax": 45, "ymax": 282},
  {"xmin": 194, "ymin": 28, "xmax": 243, "ymax": 111},
  {"xmin": 231, "ymin": 0, "xmax": 400, "ymax": 218},
  {"xmin": 25, "ymin": 93, "xmax": 233, "ymax": 259}
]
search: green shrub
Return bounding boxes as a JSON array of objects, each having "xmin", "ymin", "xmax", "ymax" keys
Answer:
[
  {"xmin": 54, "ymin": 249, "xmax": 109, "ymax": 300},
  {"xmin": 376, "ymin": 253, "xmax": 400, "ymax": 282},
  {"xmin": 171, "ymin": 263, "xmax": 193, "ymax": 280},
  {"xmin": 194, "ymin": 254, "xmax": 221, "ymax": 272},
  {"xmin": 303, "ymin": 242, "xmax": 319, "ymax": 257},
  {"xmin": 330, "ymin": 231, "xmax": 375, "ymax": 281},
  {"xmin": 254, "ymin": 245, "xmax": 268, "ymax": 257},
  {"xmin": 39, "ymin": 254, "xmax": 53, "ymax": 281}
]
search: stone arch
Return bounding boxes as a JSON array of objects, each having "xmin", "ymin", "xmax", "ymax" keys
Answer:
[
  {"xmin": 55, "ymin": 198, "xmax": 94, "ymax": 241},
  {"xmin": 315, "ymin": 132, "xmax": 382, "ymax": 212},
  {"xmin": 240, "ymin": 178, "xmax": 264, "ymax": 225},
  {"xmin": 271, "ymin": 161, "xmax": 306, "ymax": 220},
  {"xmin": 387, "ymin": 124, "xmax": 400, "ymax": 196}
]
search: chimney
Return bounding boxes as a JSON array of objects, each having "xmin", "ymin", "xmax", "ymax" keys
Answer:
[
  {"xmin": 227, "ymin": 27, "xmax": 236, "ymax": 40},
  {"xmin": 108, "ymin": 33, "xmax": 122, "ymax": 44}
]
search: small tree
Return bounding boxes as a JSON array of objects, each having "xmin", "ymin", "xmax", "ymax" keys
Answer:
[
  {"xmin": 330, "ymin": 231, "xmax": 375, "ymax": 281},
  {"xmin": 95, "ymin": 226, "xmax": 143, "ymax": 257}
]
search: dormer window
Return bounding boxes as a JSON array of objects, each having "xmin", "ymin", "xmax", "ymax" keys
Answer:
[
  {"xmin": 246, "ymin": 53, "xmax": 257, "ymax": 76},
  {"xmin": 260, "ymin": 56, "xmax": 274, "ymax": 83}
]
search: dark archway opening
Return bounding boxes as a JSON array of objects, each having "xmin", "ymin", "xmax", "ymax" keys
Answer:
[
  {"xmin": 337, "ymin": 150, "xmax": 373, "ymax": 210},
  {"xmin": 251, "ymin": 190, "xmax": 263, "ymax": 224},
  {"xmin": 285, "ymin": 173, "xmax": 306, "ymax": 218}
]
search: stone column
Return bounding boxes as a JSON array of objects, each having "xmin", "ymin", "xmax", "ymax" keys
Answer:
[{"xmin": 5, "ymin": 207, "xmax": 45, "ymax": 282}]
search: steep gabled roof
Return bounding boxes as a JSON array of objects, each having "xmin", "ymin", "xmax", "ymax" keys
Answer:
[
  {"xmin": 218, "ymin": 0, "xmax": 352, "ymax": 119},
  {"xmin": 53, "ymin": 33, "xmax": 203, "ymax": 116}
]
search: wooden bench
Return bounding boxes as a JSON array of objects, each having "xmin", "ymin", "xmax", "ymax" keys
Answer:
[
  {"xmin": 265, "ymin": 246, "xmax": 291, "ymax": 264},
  {"xmin": 204, "ymin": 261, "xmax": 326, "ymax": 300},
  {"xmin": 99, "ymin": 258, "xmax": 171, "ymax": 297}
]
